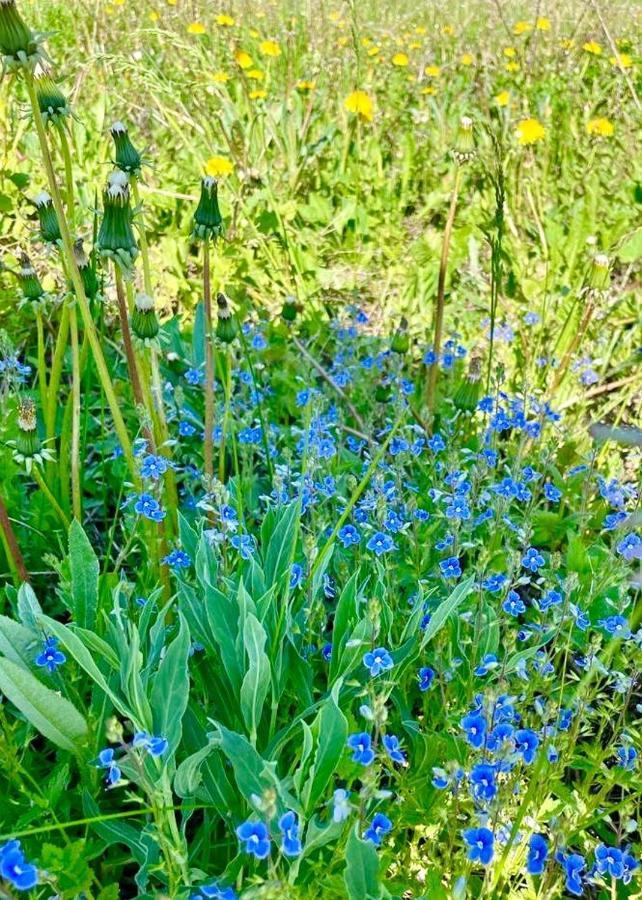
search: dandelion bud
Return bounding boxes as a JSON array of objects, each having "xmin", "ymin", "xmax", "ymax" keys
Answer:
[
  {"xmin": 17, "ymin": 252, "xmax": 44, "ymax": 302},
  {"xmin": 589, "ymin": 253, "xmax": 610, "ymax": 291},
  {"xmin": 192, "ymin": 176, "xmax": 223, "ymax": 241},
  {"xmin": 34, "ymin": 191, "xmax": 61, "ymax": 244},
  {"xmin": 215, "ymin": 291, "xmax": 238, "ymax": 343},
  {"xmin": 453, "ymin": 115, "xmax": 476, "ymax": 165},
  {"xmin": 73, "ymin": 238, "xmax": 100, "ymax": 299},
  {"xmin": 35, "ymin": 64, "xmax": 69, "ymax": 124},
  {"xmin": 281, "ymin": 295, "xmax": 299, "ymax": 322},
  {"xmin": 453, "ymin": 354, "xmax": 482, "ymax": 412},
  {"xmin": 391, "ymin": 317, "xmax": 409, "ymax": 354},
  {"xmin": 110, "ymin": 121, "xmax": 143, "ymax": 177},
  {"xmin": 131, "ymin": 292, "xmax": 159, "ymax": 341},
  {"xmin": 97, "ymin": 170, "xmax": 138, "ymax": 273},
  {"xmin": 15, "ymin": 395, "xmax": 39, "ymax": 459},
  {"xmin": 0, "ymin": 0, "xmax": 39, "ymax": 68}
]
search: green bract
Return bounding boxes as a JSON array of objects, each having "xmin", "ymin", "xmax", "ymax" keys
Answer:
[
  {"xmin": 73, "ymin": 239, "xmax": 100, "ymax": 300},
  {"xmin": 131, "ymin": 292, "xmax": 160, "ymax": 342},
  {"xmin": 35, "ymin": 66, "xmax": 69, "ymax": 124},
  {"xmin": 0, "ymin": 0, "xmax": 41, "ymax": 69},
  {"xmin": 17, "ymin": 252, "xmax": 45, "ymax": 303},
  {"xmin": 215, "ymin": 291, "xmax": 238, "ymax": 343},
  {"xmin": 34, "ymin": 191, "xmax": 61, "ymax": 244},
  {"xmin": 97, "ymin": 170, "xmax": 138, "ymax": 273},
  {"xmin": 110, "ymin": 121, "xmax": 143, "ymax": 176},
  {"xmin": 192, "ymin": 176, "xmax": 223, "ymax": 240}
]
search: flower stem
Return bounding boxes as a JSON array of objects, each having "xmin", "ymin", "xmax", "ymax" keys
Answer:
[
  {"xmin": 44, "ymin": 305, "xmax": 69, "ymax": 443},
  {"xmin": 69, "ymin": 305, "xmax": 82, "ymax": 520},
  {"xmin": 114, "ymin": 267, "xmax": 153, "ymax": 448},
  {"xmin": 0, "ymin": 492, "xmax": 29, "ymax": 583},
  {"xmin": 426, "ymin": 165, "xmax": 462, "ymax": 422},
  {"xmin": 31, "ymin": 466, "xmax": 70, "ymax": 529},
  {"xmin": 35, "ymin": 309, "xmax": 48, "ymax": 418},
  {"xmin": 202, "ymin": 238, "xmax": 215, "ymax": 489},
  {"xmin": 24, "ymin": 73, "xmax": 138, "ymax": 483}
]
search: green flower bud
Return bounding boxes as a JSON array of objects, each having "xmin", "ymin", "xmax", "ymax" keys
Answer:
[
  {"xmin": 110, "ymin": 121, "xmax": 143, "ymax": 176},
  {"xmin": 35, "ymin": 65, "xmax": 69, "ymax": 124},
  {"xmin": 453, "ymin": 115, "xmax": 476, "ymax": 165},
  {"xmin": 281, "ymin": 295, "xmax": 299, "ymax": 322},
  {"xmin": 453, "ymin": 355, "xmax": 482, "ymax": 412},
  {"xmin": 34, "ymin": 191, "xmax": 61, "ymax": 244},
  {"xmin": 0, "ymin": 0, "xmax": 40, "ymax": 68},
  {"xmin": 131, "ymin": 292, "xmax": 159, "ymax": 341},
  {"xmin": 15, "ymin": 394, "xmax": 38, "ymax": 457},
  {"xmin": 391, "ymin": 317, "xmax": 409, "ymax": 354},
  {"xmin": 17, "ymin": 252, "xmax": 45, "ymax": 302},
  {"xmin": 192, "ymin": 176, "xmax": 223, "ymax": 241},
  {"xmin": 589, "ymin": 253, "xmax": 610, "ymax": 291},
  {"xmin": 216, "ymin": 291, "xmax": 238, "ymax": 343},
  {"xmin": 97, "ymin": 170, "xmax": 138, "ymax": 273},
  {"xmin": 73, "ymin": 239, "xmax": 100, "ymax": 300}
]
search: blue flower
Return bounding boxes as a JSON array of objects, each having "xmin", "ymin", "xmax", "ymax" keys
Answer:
[
  {"xmin": 364, "ymin": 813, "xmax": 392, "ymax": 846},
  {"xmin": 289, "ymin": 563, "xmax": 304, "ymax": 589},
  {"xmin": 134, "ymin": 492, "xmax": 166, "ymax": 522},
  {"xmin": 543, "ymin": 482, "xmax": 562, "ymax": 502},
  {"xmin": 97, "ymin": 748, "xmax": 121, "ymax": 786},
  {"xmin": 140, "ymin": 454, "xmax": 169, "ymax": 480},
  {"xmin": 162, "ymin": 548, "xmax": 191, "ymax": 568},
  {"xmin": 514, "ymin": 729, "xmax": 539, "ymax": 764},
  {"xmin": 179, "ymin": 420, "xmax": 196, "ymax": 437},
  {"xmin": 418, "ymin": 666, "xmax": 435, "ymax": 691},
  {"xmin": 332, "ymin": 788, "xmax": 351, "ymax": 823},
  {"xmin": 440, "ymin": 556, "xmax": 462, "ymax": 579},
  {"xmin": 132, "ymin": 732, "xmax": 168, "ymax": 757},
  {"xmin": 474, "ymin": 653, "xmax": 499, "ymax": 677},
  {"xmin": 470, "ymin": 763, "xmax": 496, "ymax": 802},
  {"xmin": 193, "ymin": 881, "xmax": 237, "ymax": 899},
  {"xmin": 338, "ymin": 524, "xmax": 361, "ymax": 548},
  {"xmin": 347, "ymin": 732, "xmax": 375, "ymax": 766},
  {"xmin": 322, "ymin": 642, "xmax": 332, "ymax": 661},
  {"xmin": 522, "ymin": 547, "xmax": 545, "ymax": 572},
  {"xmin": 382, "ymin": 734, "xmax": 406, "ymax": 765},
  {"xmin": 616, "ymin": 746, "xmax": 637, "ymax": 770},
  {"xmin": 595, "ymin": 844, "xmax": 624, "ymax": 879},
  {"xmin": 598, "ymin": 615, "xmax": 631, "ymax": 639},
  {"xmin": 463, "ymin": 827, "xmax": 494, "ymax": 865},
  {"xmin": 363, "ymin": 647, "xmax": 394, "ymax": 677},
  {"xmin": 236, "ymin": 820, "xmax": 270, "ymax": 859},
  {"xmin": 35, "ymin": 636, "xmax": 66, "ymax": 673},
  {"xmin": 461, "ymin": 712, "xmax": 487, "ymax": 749},
  {"xmin": 622, "ymin": 851, "xmax": 639, "ymax": 885},
  {"xmin": 366, "ymin": 532, "xmax": 395, "ymax": 556},
  {"xmin": 0, "ymin": 841, "xmax": 38, "ymax": 891},
  {"xmin": 428, "ymin": 433, "xmax": 445, "ymax": 453},
  {"xmin": 503, "ymin": 590, "xmax": 525, "ymax": 616},
  {"xmin": 559, "ymin": 852, "xmax": 585, "ymax": 896},
  {"xmin": 231, "ymin": 534, "xmax": 255, "ymax": 560},
  {"xmin": 185, "ymin": 367, "xmax": 204, "ymax": 385},
  {"xmin": 482, "ymin": 573, "xmax": 506, "ymax": 593},
  {"xmin": 278, "ymin": 811, "xmax": 301, "ymax": 857},
  {"xmin": 615, "ymin": 533, "xmax": 641, "ymax": 561}
]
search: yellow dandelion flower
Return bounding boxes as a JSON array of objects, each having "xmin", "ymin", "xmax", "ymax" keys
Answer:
[
  {"xmin": 442, "ymin": 25, "xmax": 455, "ymax": 36},
  {"xmin": 249, "ymin": 29, "xmax": 260, "ymax": 38},
  {"xmin": 409, "ymin": 41, "xmax": 421, "ymax": 50},
  {"xmin": 205, "ymin": 156, "xmax": 234, "ymax": 177},
  {"xmin": 296, "ymin": 80, "xmax": 316, "ymax": 91},
  {"xmin": 503, "ymin": 47, "xmax": 517, "ymax": 58},
  {"xmin": 361, "ymin": 37, "xmax": 371, "ymax": 47},
  {"xmin": 344, "ymin": 89, "xmax": 374, "ymax": 122},
  {"xmin": 515, "ymin": 118, "xmax": 546, "ymax": 144},
  {"xmin": 367, "ymin": 46, "xmax": 380, "ymax": 56},
  {"xmin": 460, "ymin": 53, "xmax": 474, "ymax": 65},
  {"xmin": 425, "ymin": 64, "xmax": 441, "ymax": 77},
  {"xmin": 505, "ymin": 62, "xmax": 521, "ymax": 73},
  {"xmin": 259, "ymin": 40, "xmax": 281, "ymax": 57},
  {"xmin": 587, "ymin": 117, "xmax": 614, "ymax": 136},
  {"xmin": 495, "ymin": 90, "xmax": 510, "ymax": 106},
  {"xmin": 421, "ymin": 85, "xmax": 437, "ymax": 95},
  {"xmin": 249, "ymin": 89, "xmax": 267, "ymax": 100},
  {"xmin": 337, "ymin": 36, "xmax": 349, "ymax": 47},
  {"xmin": 247, "ymin": 69, "xmax": 265, "ymax": 80},
  {"xmin": 114, "ymin": 0, "xmax": 125, "ymax": 6},
  {"xmin": 560, "ymin": 38, "xmax": 575, "ymax": 50},
  {"xmin": 187, "ymin": 22, "xmax": 206, "ymax": 35},
  {"xmin": 329, "ymin": 10, "xmax": 341, "ymax": 21},
  {"xmin": 235, "ymin": 50, "xmax": 253, "ymax": 69},
  {"xmin": 536, "ymin": 17, "xmax": 551, "ymax": 31},
  {"xmin": 609, "ymin": 53, "xmax": 632, "ymax": 68},
  {"xmin": 415, "ymin": 26, "xmax": 427, "ymax": 35},
  {"xmin": 216, "ymin": 14, "xmax": 235, "ymax": 26},
  {"xmin": 166, "ymin": 0, "xmax": 177, "ymax": 5},
  {"xmin": 392, "ymin": 52, "xmax": 409, "ymax": 67},
  {"xmin": 212, "ymin": 71, "xmax": 230, "ymax": 83},
  {"xmin": 583, "ymin": 41, "xmax": 602, "ymax": 55},
  {"xmin": 149, "ymin": 10, "xmax": 159, "ymax": 21},
  {"xmin": 513, "ymin": 21, "xmax": 531, "ymax": 35}
]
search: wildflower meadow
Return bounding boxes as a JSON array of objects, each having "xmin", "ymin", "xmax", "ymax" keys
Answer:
[{"xmin": 0, "ymin": 0, "xmax": 641, "ymax": 897}]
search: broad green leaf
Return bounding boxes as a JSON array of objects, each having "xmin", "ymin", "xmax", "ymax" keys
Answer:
[
  {"xmin": 261, "ymin": 501, "xmax": 300, "ymax": 587},
  {"xmin": 302, "ymin": 680, "xmax": 348, "ymax": 813},
  {"xmin": 420, "ymin": 576, "xmax": 474, "ymax": 649},
  {"xmin": 0, "ymin": 614, "xmax": 37, "ymax": 669},
  {"xmin": 240, "ymin": 613, "xmax": 271, "ymax": 743},
  {"xmin": 151, "ymin": 614, "xmax": 191, "ymax": 754},
  {"xmin": 329, "ymin": 570, "xmax": 361, "ymax": 682},
  {"xmin": 0, "ymin": 656, "xmax": 87, "ymax": 752},
  {"xmin": 17, "ymin": 583, "xmax": 43, "ymax": 632},
  {"xmin": 344, "ymin": 823, "xmax": 383, "ymax": 900},
  {"xmin": 68, "ymin": 520, "xmax": 99, "ymax": 629}
]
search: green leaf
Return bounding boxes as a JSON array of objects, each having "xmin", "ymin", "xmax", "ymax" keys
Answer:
[
  {"xmin": 302, "ymin": 681, "xmax": 348, "ymax": 813},
  {"xmin": 0, "ymin": 656, "xmax": 87, "ymax": 752},
  {"xmin": 240, "ymin": 613, "xmax": 271, "ymax": 743},
  {"xmin": 0, "ymin": 615, "xmax": 37, "ymax": 669},
  {"xmin": 150, "ymin": 614, "xmax": 191, "ymax": 755},
  {"xmin": 420, "ymin": 577, "xmax": 474, "ymax": 649},
  {"xmin": 619, "ymin": 227, "xmax": 642, "ymax": 263},
  {"xmin": 17, "ymin": 583, "xmax": 43, "ymax": 631},
  {"xmin": 344, "ymin": 823, "xmax": 383, "ymax": 900},
  {"xmin": 68, "ymin": 520, "xmax": 100, "ymax": 629},
  {"xmin": 261, "ymin": 501, "xmax": 300, "ymax": 587},
  {"xmin": 329, "ymin": 570, "xmax": 361, "ymax": 682}
]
